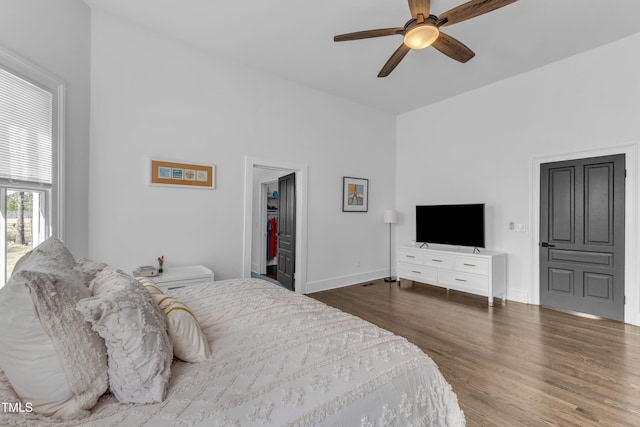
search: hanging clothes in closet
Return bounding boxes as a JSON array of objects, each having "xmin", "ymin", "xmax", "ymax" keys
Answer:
[{"xmin": 267, "ymin": 217, "xmax": 278, "ymax": 260}]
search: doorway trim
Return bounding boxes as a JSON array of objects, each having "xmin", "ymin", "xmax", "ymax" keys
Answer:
[
  {"xmin": 242, "ymin": 156, "xmax": 308, "ymax": 294},
  {"xmin": 530, "ymin": 143, "xmax": 639, "ymax": 325}
]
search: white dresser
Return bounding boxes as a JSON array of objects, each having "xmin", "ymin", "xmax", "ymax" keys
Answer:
[
  {"xmin": 151, "ymin": 265, "xmax": 214, "ymax": 291},
  {"xmin": 397, "ymin": 245, "xmax": 506, "ymax": 306}
]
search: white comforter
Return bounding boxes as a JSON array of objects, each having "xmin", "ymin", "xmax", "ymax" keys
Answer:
[{"xmin": 0, "ymin": 278, "xmax": 465, "ymax": 426}]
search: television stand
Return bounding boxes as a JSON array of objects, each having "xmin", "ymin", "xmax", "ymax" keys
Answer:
[{"xmin": 397, "ymin": 245, "xmax": 506, "ymax": 306}]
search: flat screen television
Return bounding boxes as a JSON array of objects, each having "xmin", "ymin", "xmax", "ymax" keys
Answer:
[{"xmin": 416, "ymin": 204, "xmax": 485, "ymax": 248}]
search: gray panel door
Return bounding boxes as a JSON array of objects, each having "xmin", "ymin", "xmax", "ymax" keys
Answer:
[
  {"xmin": 277, "ymin": 173, "xmax": 296, "ymax": 291},
  {"xmin": 540, "ymin": 154, "xmax": 625, "ymax": 321}
]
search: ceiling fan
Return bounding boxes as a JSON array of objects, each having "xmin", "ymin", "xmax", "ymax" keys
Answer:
[{"xmin": 334, "ymin": 0, "xmax": 518, "ymax": 77}]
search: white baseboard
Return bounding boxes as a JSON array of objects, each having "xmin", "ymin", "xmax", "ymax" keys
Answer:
[
  {"xmin": 506, "ymin": 288, "xmax": 529, "ymax": 304},
  {"xmin": 250, "ymin": 263, "xmax": 260, "ymax": 274},
  {"xmin": 305, "ymin": 269, "xmax": 390, "ymax": 294}
]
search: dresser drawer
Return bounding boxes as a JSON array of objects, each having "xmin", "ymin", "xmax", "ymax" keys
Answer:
[
  {"xmin": 424, "ymin": 253, "xmax": 454, "ymax": 270},
  {"xmin": 454, "ymin": 256, "xmax": 489, "ymax": 275},
  {"xmin": 397, "ymin": 245, "xmax": 506, "ymax": 306},
  {"xmin": 438, "ymin": 270, "xmax": 489, "ymax": 294},
  {"xmin": 151, "ymin": 265, "xmax": 214, "ymax": 291},
  {"xmin": 158, "ymin": 277, "xmax": 212, "ymax": 291},
  {"xmin": 398, "ymin": 248, "xmax": 424, "ymax": 265},
  {"xmin": 398, "ymin": 263, "xmax": 437, "ymax": 283}
]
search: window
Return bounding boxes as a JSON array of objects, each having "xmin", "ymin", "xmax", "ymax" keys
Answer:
[{"xmin": 0, "ymin": 48, "xmax": 64, "ymax": 285}]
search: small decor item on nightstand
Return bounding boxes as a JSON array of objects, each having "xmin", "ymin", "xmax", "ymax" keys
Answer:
[
  {"xmin": 157, "ymin": 256, "xmax": 164, "ymax": 273},
  {"xmin": 133, "ymin": 265, "xmax": 158, "ymax": 277}
]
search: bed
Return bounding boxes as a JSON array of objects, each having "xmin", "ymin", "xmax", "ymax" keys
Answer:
[{"xmin": 0, "ymin": 239, "xmax": 465, "ymax": 426}]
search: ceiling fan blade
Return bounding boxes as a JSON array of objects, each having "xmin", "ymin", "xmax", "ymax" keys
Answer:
[
  {"xmin": 378, "ymin": 44, "xmax": 411, "ymax": 78},
  {"xmin": 334, "ymin": 28, "xmax": 404, "ymax": 42},
  {"xmin": 439, "ymin": 0, "xmax": 517, "ymax": 27},
  {"xmin": 432, "ymin": 32, "xmax": 475, "ymax": 63},
  {"xmin": 408, "ymin": 0, "xmax": 430, "ymax": 18}
]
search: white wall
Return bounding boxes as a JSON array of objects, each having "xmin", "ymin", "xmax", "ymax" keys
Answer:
[
  {"xmin": 89, "ymin": 11, "xmax": 396, "ymax": 289},
  {"xmin": 0, "ymin": 0, "xmax": 91, "ymax": 257},
  {"xmin": 396, "ymin": 33, "xmax": 640, "ymax": 322}
]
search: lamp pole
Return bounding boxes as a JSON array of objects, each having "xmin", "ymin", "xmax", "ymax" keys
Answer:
[{"xmin": 383, "ymin": 210, "xmax": 398, "ymax": 282}]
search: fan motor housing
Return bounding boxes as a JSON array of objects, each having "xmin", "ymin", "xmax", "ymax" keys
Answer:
[{"xmin": 404, "ymin": 14, "xmax": 439, "ymax": 31}]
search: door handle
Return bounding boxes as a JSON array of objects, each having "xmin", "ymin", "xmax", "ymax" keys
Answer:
[{"xmin": 540, "ymin": 242, "xmax": 556, "ymax": 248}]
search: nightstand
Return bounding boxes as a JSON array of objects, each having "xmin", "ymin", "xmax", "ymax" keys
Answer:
[{"xmin": 151, "ymin": 265, "xmax": 214, "ymax": 291}]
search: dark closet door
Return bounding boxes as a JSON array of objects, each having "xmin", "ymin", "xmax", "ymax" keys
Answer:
[
  {"xmin": 540, "ymin": 154, "xmax": 625, "ymax": 321},
  {"xmin": 277, "ymin": 173, "xmax": 296, "ymax": 291}
]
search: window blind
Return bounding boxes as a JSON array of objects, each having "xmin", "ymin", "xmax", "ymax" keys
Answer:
[{"xmin": 0, "ymin": 66, "xmax": 53, "ymax": 185}]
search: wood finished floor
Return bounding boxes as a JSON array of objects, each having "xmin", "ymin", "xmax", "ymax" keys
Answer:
[{"xmin": 309, "ymin": 279, "xmax": 640, "ymax": 426}]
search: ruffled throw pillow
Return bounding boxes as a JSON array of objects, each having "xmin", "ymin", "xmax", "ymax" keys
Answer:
[{"xmin": 77, "ymin": 267, "xmax": 173, "ymax": 404}]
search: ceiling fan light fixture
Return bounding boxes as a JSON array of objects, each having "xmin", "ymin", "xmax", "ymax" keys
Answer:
[{"xmin": 403, "ymin": 23, "xmax": 439, "ymax": 49}]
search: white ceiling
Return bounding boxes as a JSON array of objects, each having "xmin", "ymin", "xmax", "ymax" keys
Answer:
[{"xmin": 83, "ymin": 0, "xmax": 640, "ymax": 115}]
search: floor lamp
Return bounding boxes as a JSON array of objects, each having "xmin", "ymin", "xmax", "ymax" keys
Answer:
[{"xmin": 383, "ymin": 209, "xmax": 398, "ymax": 282}]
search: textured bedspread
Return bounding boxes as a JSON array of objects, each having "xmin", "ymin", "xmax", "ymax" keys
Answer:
[{"xmin": 0, "ymin": 278, "xmax": 465, "ymax": 426}]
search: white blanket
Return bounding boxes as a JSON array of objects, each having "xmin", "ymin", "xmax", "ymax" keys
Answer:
[{"xmin": 0, "ymin": 278, "xmax": 465, "ymax": 426}]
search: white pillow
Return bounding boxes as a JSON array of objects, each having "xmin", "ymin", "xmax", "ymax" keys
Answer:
[
  {"xmin": 139, "ymin": 278, "xmax": 211, "ymax": 363},
  {"xmin": 73, "ymin": 257, "xmax": 108, "ymax": 287},
  {"xmin": 0, "ymin": 238, "xmax": 109, "ymax": 420},
  {"xmin": 137, "ymin": 276, "xmax": 164, "ymax": 295},
  {"xmin": 77, "ymin": 267, "xmax": 173, "ymax": 404},
  {"xmin": 12, "ymin": 235, "xmax": 75, "ymax": 274}
]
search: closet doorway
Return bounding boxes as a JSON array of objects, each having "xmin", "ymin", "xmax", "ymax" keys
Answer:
[
  {"xmin": 255, "ymin": 172, "xmax": 295, "ymax": 291},
  {"xmin": 242, "ymin": 157, "xmax": 308, "ymax": 294},
  {"xmin": 261, "ymin": 179, "xmax": 280, "ymax": 281}
]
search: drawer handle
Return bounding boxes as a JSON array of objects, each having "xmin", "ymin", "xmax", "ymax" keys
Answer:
[
  {"xmin": 463, "ymin": 263, "xmax": 476, "ymax": 267},
  {"xmin": 406, "ymin": 255, "xmax": 416, "ymax": 259},
  {"xmin": 432, "ymin": 259, "xmax": 443, "ymax": 262},
  {"xmin": 455, "ymin": 278, "xmax": 467, "ymax": 282},
  {"xmin": 411, "ymin": 270, "xmax": 422, "ymax": 274},
  {"xmin": 168, "ymin": 285, "xmax": 186, "ymax": 290}
]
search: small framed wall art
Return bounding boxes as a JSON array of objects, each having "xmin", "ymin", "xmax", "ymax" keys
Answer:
[
  {"xmin": 342, "ymin": 176, "xmax": 368, "ymax": 212},
  {"xmin": 150, "ymin": 159, "xmax": 215, "ymax": 189}
]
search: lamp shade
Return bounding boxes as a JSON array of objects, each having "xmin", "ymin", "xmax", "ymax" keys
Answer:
[
  {"xmin": 383, "ymin": 209, "xmax": 398, "ymax": 224},
  {"xmin": 403, "ymin": 24, "xmax": 439, "ymax": 50}
]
